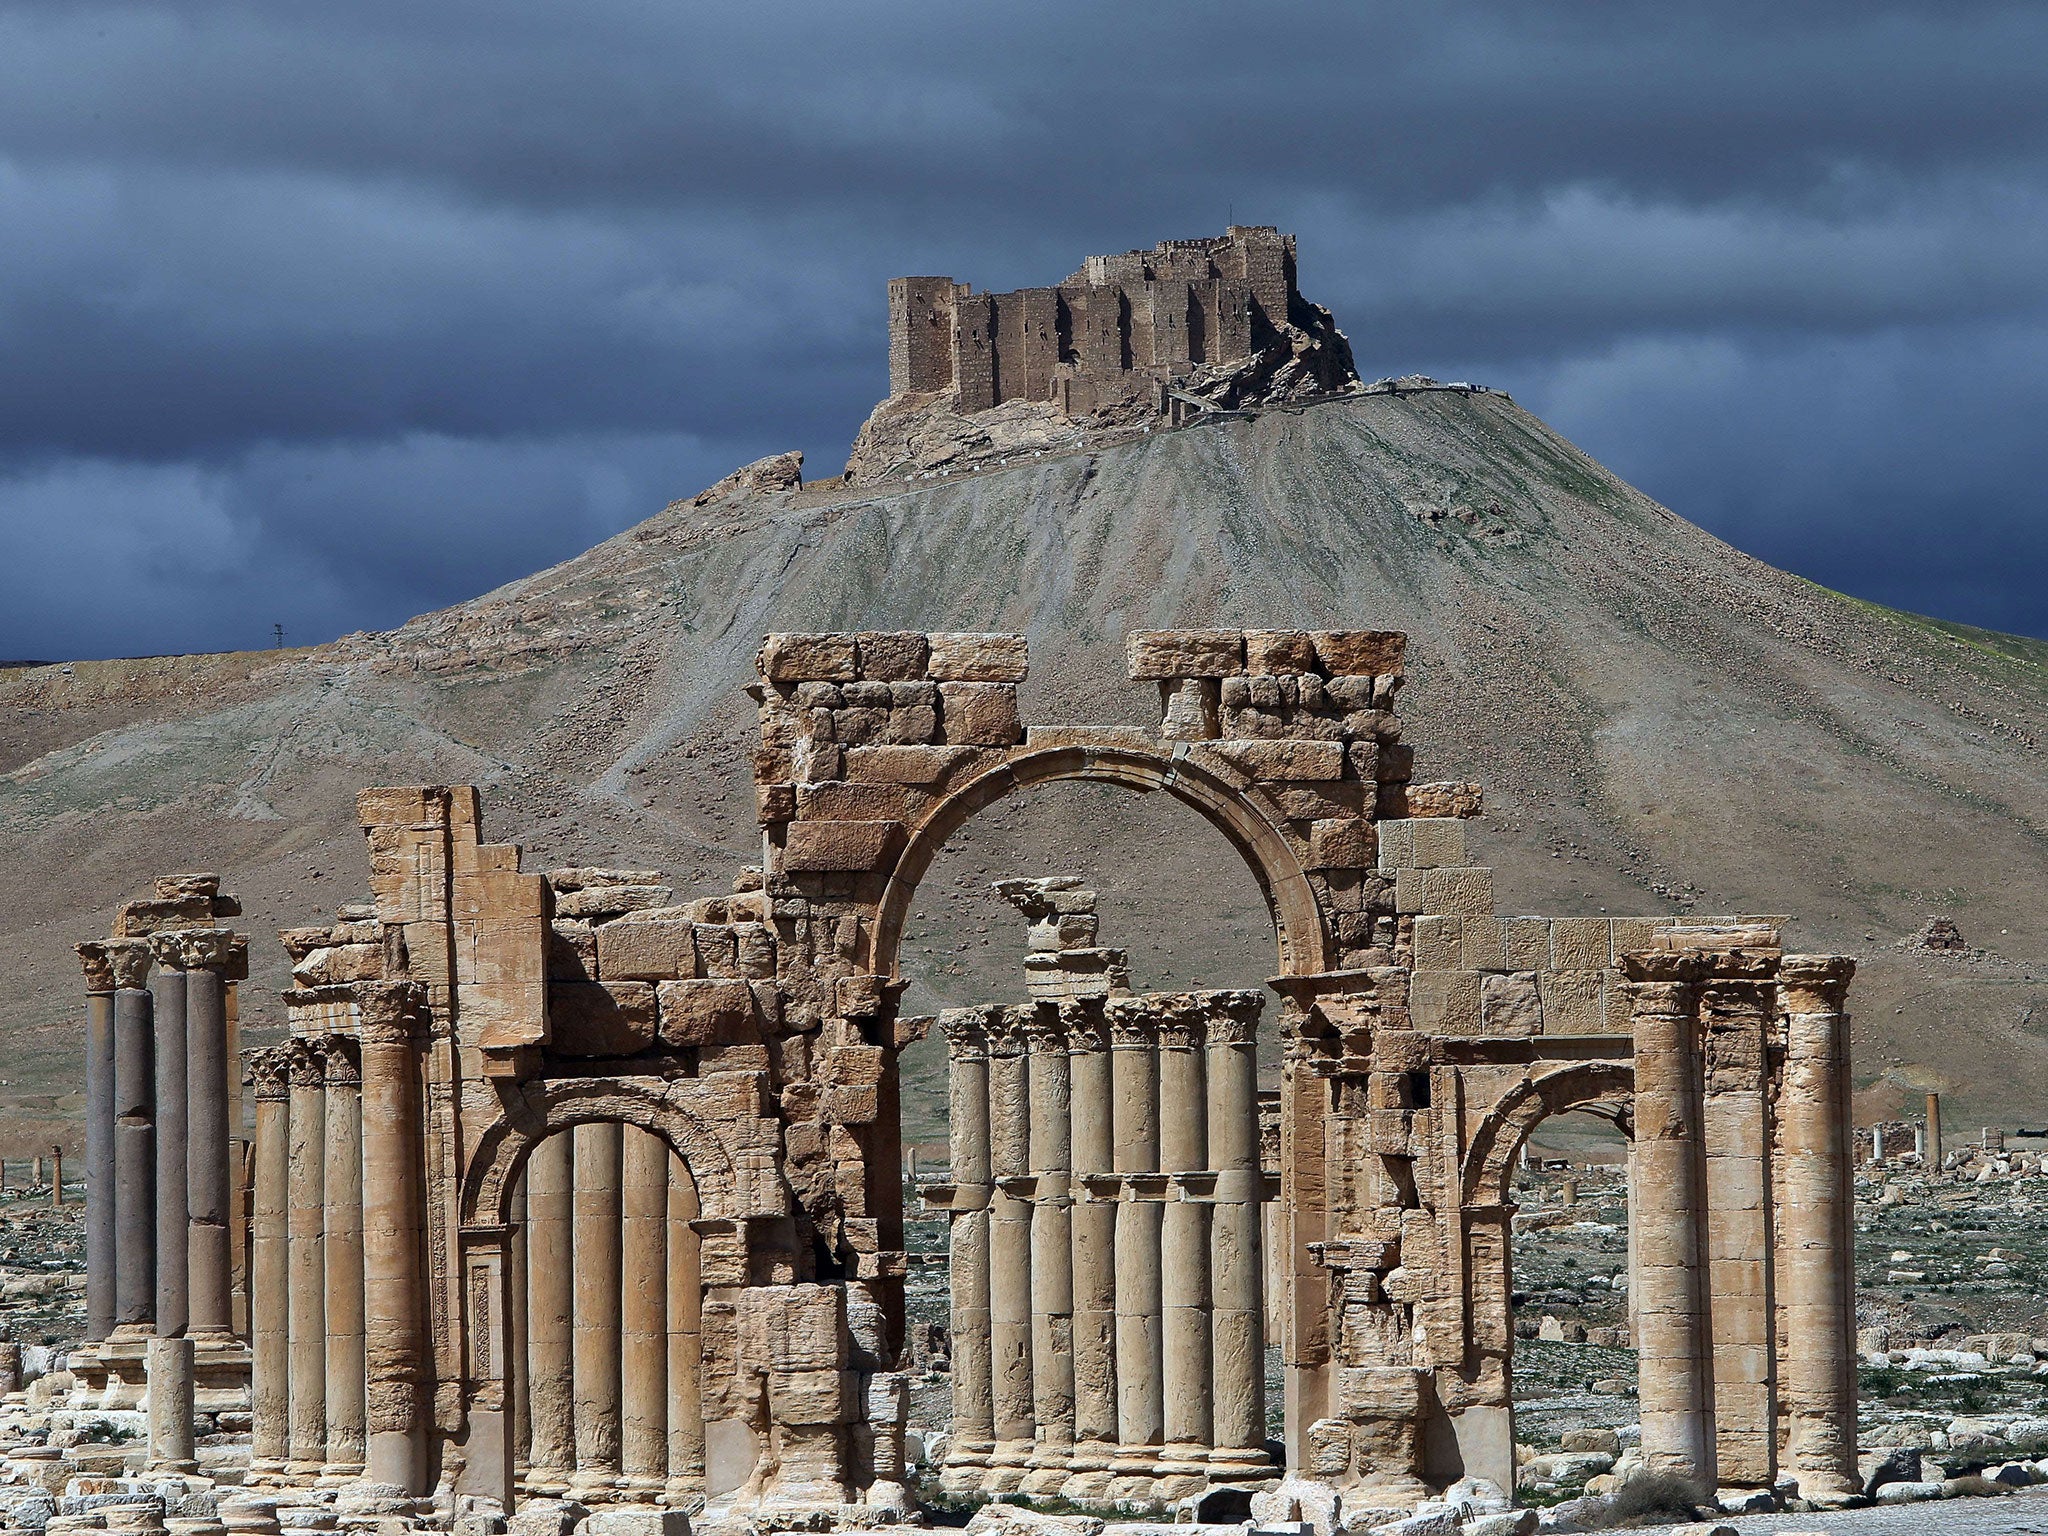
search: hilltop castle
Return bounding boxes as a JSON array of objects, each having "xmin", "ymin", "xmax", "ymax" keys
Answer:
[{"xmin": 885, "ymin": 227, "xmax": 1354, "ymax": 419}]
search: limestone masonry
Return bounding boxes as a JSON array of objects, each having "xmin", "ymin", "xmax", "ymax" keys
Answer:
[{"xmin": 4, "ymin": 626, "xmax": 1865, "ymax": 1536}]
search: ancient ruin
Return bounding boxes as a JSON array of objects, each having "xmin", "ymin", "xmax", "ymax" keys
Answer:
[
  {"xmin": 6, "ymin": 626, "xmax": 1869, "ymax": 1532},
  {"xmin": 846, "ymin": 230, "xmax": 1358, "ymax": 482}
]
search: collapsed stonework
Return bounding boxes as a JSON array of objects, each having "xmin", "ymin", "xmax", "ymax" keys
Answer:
[
  {"xmin": 19, "ymin": 626, "xmax": 1865, "ymax": 1532},
  {"xmin": 847, "ymin": 230, "xmax": 1357, "ymax": 483}
]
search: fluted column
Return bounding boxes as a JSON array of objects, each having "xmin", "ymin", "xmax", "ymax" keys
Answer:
[
  {"xmin": 1778, "ymin": 955, "xmax": 1859, "ymax": 1500},
  {"xmin": 1108, "ymin": 1000, "xmax": 1163, "ymax": 1480},
  {"xmin": 1158, "ymin": 1002, "xmax": 1211, "ymax": 1475},
  {"xmin": 525, "ymin": 1131, "xmax": 576, "ymax": 1491},
  {"xmin": 78, "ymin": 945, "xmax": 118, "ymax": 1343},
  {"xmin": 110, "ymin": 940, "xmax": 157, "ymax": 1331},
  {"xmin": 986, "ymin": 1007, "xmax": 1034, "ymax": 1487},
  {"xmin": 149, "ymin": 940, "xmax": 191, "ymax": 1338},
  {"xmin": 1205, "ymin": 993, "xmax": 1267, "ymax": 1471},
  {"xmin": 621, "ymin": 1126, "xmax": 670, "ymax": 1495},
  {"xmin": 284, "ymin": 1040, "xmax": 327, "ymax": 1471},
  {"xmin": 357, "ymin": 982, "xmax": 428, "ymax": 1495},
  {"xmin": 1024, "ymin": 1008, "xmax": 1076, "ymax": 1486},
  {"xmin": 665, "ymin": 1154, "xmax": 705, "ymax": 1497},
  {"xmin": 1623, "ymin": 953, "xmax": 1715, "ymax": 1486},
  {"xmin": 1066, "ymin": 1005, "xmax": 1118, "ymax": 1481},
  {"xmin": 572, "ymin": 1119, "xmax": 624, "ymax": 1492},
  {"xmin": 182, "ymin": 934, "xmax": 242, "ymax": 1344},
  {"xmin": 247, "ymin": 1050, "xmax": 291, "ymax": 1473},
  {"xmin": 1700, "ymin": 964, "xmax": 1777, "ymax": 1488},
  {"xmin": 940, "ymin": 1009, "xmax": 995, "ymax": 1480},
  {"xmin": 322, "ymin": 1037, "xmax": 366, "ymax": 1477}
]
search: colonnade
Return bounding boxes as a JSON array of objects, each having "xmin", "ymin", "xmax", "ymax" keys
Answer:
[
  {"xmin": 516, "ymin": 1123, "xmax": 706, "ymax": 1501},
  {"xmin": 1623, "ymin": 952, "xmax": 1859, "ymax": 1501},
  {"xmin": 937, "ymin": 990, "xmax": 1272, "ymax": 1502},
  {"xmin": 76, "ymin": 928, "xmax": 246, "ymax": 1410}
]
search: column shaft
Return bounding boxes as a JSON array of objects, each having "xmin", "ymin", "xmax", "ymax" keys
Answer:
[
  {"xmin": 1158, "ymin": 1011, "xmax": 1211, "ymax": 1461},
  {"xmin": 147, "ymin": 1335, "xmax": 198, "ymax": 1473},
  {"xmin": 1109, "ymin": 1005, "xmax": 1163, "ymax": 1464},
  {"xmin": 572, "ymin": 1120, "xmax": 625, "ymax": 1487},
  {"xmin": 285, "ymin": 1049, "xmax": 327, "ymax": 1469},
  {"xmin": 323, "ymin": 1045, "xmax": 367, "ymax": 1475},
  {"xmin": 84, "ymin": 984, "xmax": 117, "ymax": 1342},
  {"xmin": 1026, "ymin": 1014, "xmax": 1076, "ymax": 1471},
  {"xmin": 621, "ymin": 1126, "xmax": 670, "ymax": 1489},
  {"xmin": 1625, "ymin": 962, "xmax": 1715, "ymax": 1486},
  {"xmin": 1779, "ymin": 957, "xmax": 1859, "ymax": 1499},
  {"xmin": 986, "ymin": 1013, "xmax": 1035, "ymax": 1480},
  {"xmin": 249, "ymin": 1059, "xmax": 291, "ymax": 1469},
  {"xmin": 113, "ymin": 976, "xmax": 157, "ymax": 1328},
  {"xmin": 186, "ymin": 959, "xmax": 235, "ymax": 1338},
  {"xmin": 1206, "ymin": 999, "xmax": 1266, "ymax": 1464},
  {"xmin": 151, "ymin": 961, "xmax": 191, "ymax": 1337},
  {"xmin": 509, "ymin": 1178, "xmax": 530, "ymax": 1468},
  {"xmin": 666, "ymin": 1157, "xmax": 705, "ymax": 1490},
  {"xmin": 525, "ymin": 1132, "xmax": 576, "ymax": 1485},
  {"xmin": 1068, "ymin": 1015, "xmax": 1118, "ymax": 1456},
  {"xmin": 1701, "ymin": 979, "xmax": 1776, "ymax": 1487},
  {"xmin": 358, "ymin": 986, "xmax": 428, "ymax": 1494},
  {"xmin": 942, "ymin": 1012, "xmax": 995, "ymax": 1470}
]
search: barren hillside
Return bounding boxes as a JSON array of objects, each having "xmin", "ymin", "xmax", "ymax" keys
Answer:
[{"xmin": 3, "ymin": 389, "xmax": 2044, "ymax": 1150}]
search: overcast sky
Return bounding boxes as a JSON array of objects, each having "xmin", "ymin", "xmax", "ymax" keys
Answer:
[{"xmin": 3, "ymin": 1, "xmax": 2045, "ymax": 660}]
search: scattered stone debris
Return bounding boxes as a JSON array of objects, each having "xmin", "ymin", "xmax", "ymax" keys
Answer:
[{"xmin": 1914, "ymin": 916, "xmax": 1968, "ymax": 952}]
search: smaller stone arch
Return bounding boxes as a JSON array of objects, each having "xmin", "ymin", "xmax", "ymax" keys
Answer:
[
  {"xmin": 1461, "ymin": 1060, "xmax": 1634, "ymax": 1209},
  {"xmin": 460, "ymin": 1075, "xmax": 743, "ymax": 1231}
]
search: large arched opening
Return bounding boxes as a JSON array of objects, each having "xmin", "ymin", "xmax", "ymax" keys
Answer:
[{"xmin": 877, "ymin": 753, "xmax": 1306, "ymax": 1506}]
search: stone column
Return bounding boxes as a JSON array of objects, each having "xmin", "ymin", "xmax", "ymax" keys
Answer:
[
  {"xmin": 1024, "ymin": 1009, "xmax": 1077, "ymax": 1487},
  {"xmin": 572, "ymin": 1119, "xmax": 624, "ymax": 1491},
  {"xmin": 986, "ymin": 1007, "xmax": 1035, "ymax": 1488},
  {"xmin": 1623, "ymin": 953, "xmax": 1715, "ymax": 1486},
  {"xmin": 247, "ymin": 1051, "xmax": 291, "ymax": 1473},
  {"xmin": 525, "ymin": 1132, "xmax": 576, "ymax": 1490},
  {"xmin": 665, "ymin": 1154, "xmax": 705, "ymax": 1497},
  {"xmin": 621, "ymin": 1126, "xmax": 670, "ymax": 1495},
  {"xmin": 147, "ymin": 1335, "xmax": 198, "ymax": 1473},
  {"xmin": 1108, "ymin": 1000, "xmax": 1164, "ymax": 1482},
  {"xmin": 183, "ymin": 932, "xmax": 243, "ymax": 1342},
  {"xmin": 1066, "ymin": 1005, "xmax": 1119, "ymax": 1487},
  {"xmin": 941, "ymin": 1009, "xmax": 995, "ymax": 1482},
  {"xmin": 1925, "ymin": 1092, "xmax": 1942, "ymax": 1173},
  {"xmin": 1158, "ymin": 1002, "xmax": 1212, "ymax": 1477},
  {"xmin": 323, "ymin": 1037, "xmax": 367, "ymax": 1477},
  {"xmin": 1700, "ymin": 963, "xmax": 1777, "ymax": 1487},
  {"xmin": 1205, "ymin": 993, "xmax": 1267, "ymax": 1473},
  {"xmin": 357, "ymin": 983, "xmax": 428, "ymax": 1495},
  {"xmin": 111, "ymin": 940, "xmax": 157, "ymax": 1330},
  {"xmin": 284, "ymin": 1039, "xmax": 327, "ymax": 1472},
  {"xmin": 509, "ymin": 1177, "xmax": 530, "ymax": 1469},
  {"xmin": 78, "ymin": 945, "xmax": 119, "ymax": 1343},
  {"xmin": 149, "ymin": 942, "xmax": 191, "ymax": 1339},
  {"xmin": 1778, "ymin": 956, "xmax": 1859, "ymax": 1501}
]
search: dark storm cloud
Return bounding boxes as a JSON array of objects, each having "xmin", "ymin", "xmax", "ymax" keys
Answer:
[{"xmin": 2, "ymin": 0, "xmax": 2046, "ymax": 657}]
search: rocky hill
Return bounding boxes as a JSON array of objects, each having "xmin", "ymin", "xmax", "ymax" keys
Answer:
[{"xmin": 3, "ymin": 388, "xmax": 2044, "ymax": 1149}]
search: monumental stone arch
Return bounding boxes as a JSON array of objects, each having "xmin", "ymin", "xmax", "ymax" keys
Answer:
[{"xmin": 59, "ymin": 626, "xmax": 1865, "ymax": 1527}]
